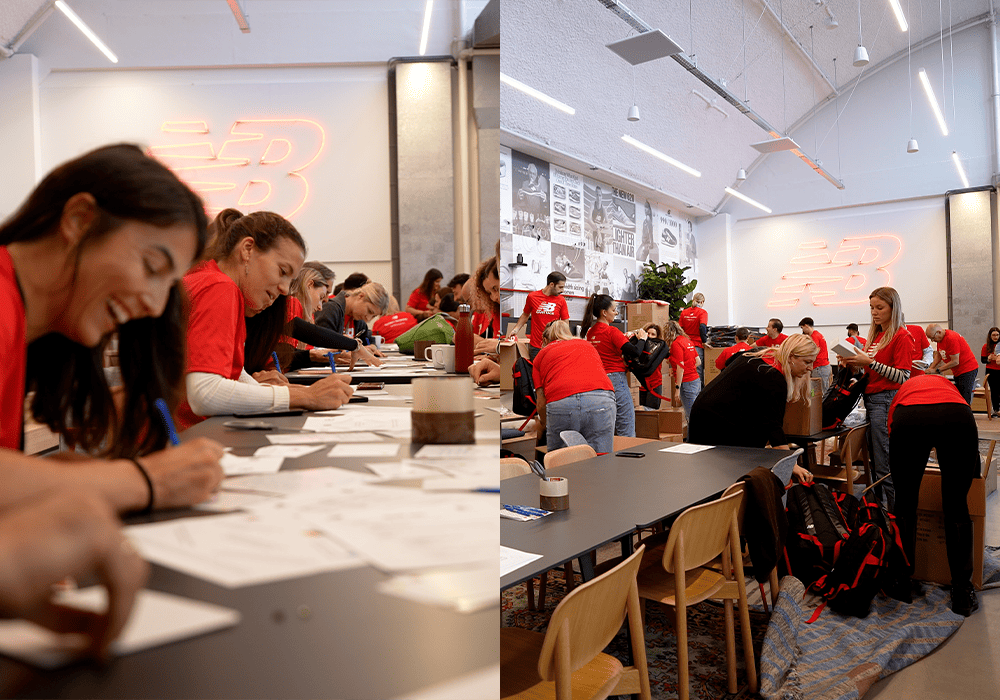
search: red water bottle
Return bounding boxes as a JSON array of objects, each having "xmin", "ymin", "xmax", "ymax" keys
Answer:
[{"xmin": 455, "ymin": 303, "xmax": 474, "ymax": 373}]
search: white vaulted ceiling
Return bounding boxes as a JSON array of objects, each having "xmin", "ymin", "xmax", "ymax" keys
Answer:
[{"xmin": 501, "ymin": 0, "xmax": 991, "ymax": 216}]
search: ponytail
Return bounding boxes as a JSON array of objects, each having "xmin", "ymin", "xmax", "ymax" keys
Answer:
[{"xmin": 581, "ymin": 293, "xmax": 613, "ymax": 337}]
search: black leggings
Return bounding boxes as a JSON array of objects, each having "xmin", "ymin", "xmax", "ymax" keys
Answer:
[
  {"xmin": 986, "ymin": 368, "xmax": 1000, "ymax": 412},
  {"xmin": 638, "ymin": 389, "xmax": 661, "ymax": 410},
  {"xmin": 889, "ymin": 403, "xmax": 979, "ymax": 582}
]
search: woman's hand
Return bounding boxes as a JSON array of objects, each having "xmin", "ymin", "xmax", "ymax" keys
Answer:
[
  {"xmin": 470, "ymin": 358, "xmax": 500, "ymax": 386},
  {"xmin": 252, "ymin": 370, "xmax": 288, "ymax": 386},
  {"xmin": 792, "ymin": 465, "xmax": 813, "ymax": 483},
  {"xmin": 0, "ymin": 490, "xmax": 149, "ymax": 659},
  {"xmin": 309, "ymin": 347, "xmax": 334, "ymax": 362},
  {"xmin": 634, "ymin": 328, "xmax": 648, "ymax": 341},
  {"xmin": 474, "ymin": 337, "xmax": 499, "ymax": 356},
  {"xmin": 139, "ymin": 437, "xmax": 225, "ymax": 509},
  {"xmin": 841, "ymin": 351, "xmax": 872, "ymax": 369},
  {"xmin": 291, "ymin": 374, "xmax": 354, "ymax": 411},
  {"xmin": 357, "ymin": 345, "xmax": 383, "ymax": 368}
]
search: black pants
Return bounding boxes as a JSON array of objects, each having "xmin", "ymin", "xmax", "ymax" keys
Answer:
[
  {"xmin": 528, "ymin": 344, "xmax": 541, "ymax": 361},
  {"xmin": 890, "ymin": 403, "xmax": 979, "ymax": 587},
  {"xmin": 638, "ymin": 388, "xmax": 661, "ymax": 410},
  {"xmin": 986, "ymin": 368, "xmax": 1000, "ymax": 412}
]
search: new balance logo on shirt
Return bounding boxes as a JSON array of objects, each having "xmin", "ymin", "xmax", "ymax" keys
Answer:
[{"xmin": 536, "ymin": 301, "xmax": 558, "ymax": 315}]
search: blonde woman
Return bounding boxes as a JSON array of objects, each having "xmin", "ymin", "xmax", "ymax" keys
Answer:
[
  {"xmin": 315, "ymin": 281, "xmax": 391, "ymax": 365},
  {"xmin": 688, "ymin": 334, "xmax": 818, "ymax": 453},
  {"xmin": 840, "ymin": 286, "xmax": 915, "ymax": 510},
  {"xmin": 663, "ymin": 320, "xmax": 701, "ymax": 419},
  {"xmin": 533, "ymin": 320, "xmax": 616, "ymax": 453}
]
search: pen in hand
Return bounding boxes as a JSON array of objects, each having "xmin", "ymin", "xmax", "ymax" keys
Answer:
[
  {"xmin": 153, "ymin": 398, "xmax": 180, "ymax": 447},
  {"xmin": 271, "ymin": 351, "xmax": 282, "ymax": 374},
  {"xmin": 326, "ymin": 351, "xmax": 337, "ymax": 373}
]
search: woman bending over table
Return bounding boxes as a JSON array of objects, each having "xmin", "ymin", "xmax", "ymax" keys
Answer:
[
  {"xmin": 582, "ymin": 293, "xmax": 644, "ymax": 438},
  {"xmin": 533, "ymin": 320, "xmax": 616, "ymax": 453},
  {"xmin": 840, "ymin": 286, "xmax": 914, "ymax": 511},
  {"xmin": 176, "ymin": 209, "xmax": 353, "ymax": 429}
]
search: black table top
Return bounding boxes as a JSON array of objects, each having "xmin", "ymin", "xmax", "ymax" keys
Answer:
[
  {"xmin": 501, "ymin": 441, "xmax": 787, "ymax": 590},
  {"xmin": 0, "ymin": 385, "xmax": 500, "ymax": 699}
]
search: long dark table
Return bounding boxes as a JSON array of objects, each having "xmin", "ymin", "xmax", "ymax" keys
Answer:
[
  {"xmin": 501, "ymin": 441, "xmax": 788, "ymax": 590},
  {"xmin": 0, "ymin": 385, "xmax": 500, "ymax": 700}
]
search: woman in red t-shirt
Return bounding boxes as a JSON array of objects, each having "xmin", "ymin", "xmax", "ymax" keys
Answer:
[
  {"xmin": 639, "ymin": 323, "xmax": 664, "ymax": 409},
  {"xmin": 533, "ymin": 320, "xmax": 616, "ymax": 453},
  {"xmin": 177, "ymin": 210, "xmax": 354, "ymax": 429},
  {"xmin": 582, "ymin": 294, "xmax": 645, "ymax": 438},
  {"xmin": 840, "ymin": 287, "xmax": 915, "ymax": 510},
  {"xmin": 664, "ymin": 320, "xmax": 702, "ymax": 420},
  {"xmin": 406, "ymin": 268, "xmax": 443, "ymax": 320},
  {"xmin": 981, "ymin": 327, "xmax": 1000, "ymax": 417}
]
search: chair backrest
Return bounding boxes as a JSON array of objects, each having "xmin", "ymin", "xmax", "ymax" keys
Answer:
[
  {"xmin": 559, "ymin": 430, "xmax": 590, "ymax": 448},
  {"xmin": 501, "ymin": 458, "xmax": 532, "ymax": 480},
  {"xmin": 544, "ymin": 444, "xmax": 597, "ymax": 469},
  {"xmin": 840, "ymin": 425, "xmax": 868, "ymax": 464},
  {"xmin": 721, "ymin": 481, "xmax": 748, "ymax": 534},
  {"xmin": 769, "ymin": 448, "xmax": 804, "ymax": 484},
  {"xmin": 537, "ymin": 545, "xmax": 645, "ymax": 680},
  {"xmin": 661, "ymin": 490, "xmax": 743, "ymax": 573}
]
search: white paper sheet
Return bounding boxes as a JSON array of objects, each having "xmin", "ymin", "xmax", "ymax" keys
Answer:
[
  {"xmin": 414, "ymin": 444, "xmax": 498, "ymax": 460},
  {"xmin": 219, "ymin": 453, "xmax": 285, "ymax": 476},
  {"xmin": 253, "ymin": 444, "xmax": 326, "ymax": 458},
  {"xmin": 0, "ymin": 588, "xmax": 240, "ymax": 669},
  {"xmin": 193, "ymin": 489, "xmax": 278, "ymax": 512},
  {"xmin": 125, "ymin": 511, "xmax": 363, "ymax": 588},
  {"xmin": 327, "ymin": 443, "xmax": 401, "ymax": 458},
  {"xmin": 501, "ymin": 546, "xmax": 544, "ymax": 578},
  {"xmin": 265, "ymin": 431, "xmax": 384, "ymax": 445},
  {"xmin": 659, "ymin": 443, "xmax": 715, "ymax": 454},
  {"xmin": 304, "ymin": 410, "xmax": 411, "ymax": 434},
  {"xmin": 377, "ymin": 562, "xmax": 498, "ymax": 613},
  {"xmin": 363, "ymin": 461, "xmax": 444, "ymax": 480}
]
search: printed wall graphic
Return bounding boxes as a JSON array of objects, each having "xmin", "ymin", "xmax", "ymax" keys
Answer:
[
  {"xmin": 512, "ymin": 151, "xmax": 551, "ymax": 240},
  {"xmin": 504, "ymin": 149, "xmax": 697, "ymax": 304},
  {"xmin": 500, "ymin": 146, "xmax": 513, "ymax": 236}
]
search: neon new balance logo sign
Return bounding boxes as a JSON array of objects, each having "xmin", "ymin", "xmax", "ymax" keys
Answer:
[
  {"xmin": 768, "ymin": 235, "xmax": 902, "ymax": 308},
  {"xmin": 536, "ymin": 302, "xmax": 558, "ymax": 315},
  {"xmin": 149, "ymin": 119, "xmax": 326, "ymax": 219}
]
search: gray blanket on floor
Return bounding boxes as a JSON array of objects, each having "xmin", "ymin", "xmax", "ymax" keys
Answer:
[{"xmin": 759, "ymin": 576, "xmax": 964, "ymax": 700}]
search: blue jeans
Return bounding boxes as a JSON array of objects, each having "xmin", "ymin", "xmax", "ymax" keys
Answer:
[
  {"xmin": 812, "ymin": 364, "xmax": 832, "ymax": 393},
  {"xmin": 546, "ymin": 390, "xmax": 616, "ymax": 454},
  {"xmin": 953, "ymin": 370, "xmax": 977, "ymax": 405},
  {"xmin": 864, "ymin": 389, "xmax": 897, "ymax": 511},
  {"xmin": 608, "ymin": 372, "xmax": 636, "ymax": 438},
  {"xmin": 679, "ymin": 378, "xmax": 702, "ymax": 421},
  {"xmin": 694, "ymin": 346, "xmax": 705, "ymax": 382}
]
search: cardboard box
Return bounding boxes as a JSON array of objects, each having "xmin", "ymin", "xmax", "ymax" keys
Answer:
[
  {"xmin": 704, "ymin": 347, "xmax": 725, "ymax": 385},
  {"xmin": 972, "ymin": 387, "xmax": 988, "ymax": 414},
  {"xmin": 625, "ymin": 301, "xmax": 670, "ymax": 332},
  {"xmin": 913, "ymin": 455, "xmax": 990, "ymax": 589},
  {"xmin": 497, "ymin": 338, "xmax": 530, "ymax": 391},
  {"xmin": 635, "ymin": 407, "xmax": 686, "ymax": 439},
  {"xmin": 630, "ymin": 386, "xmax": 640, "ymax": 407},
  {"xmin": 782, "ymin": 378, "xmax": 823, "ymax": 436}
]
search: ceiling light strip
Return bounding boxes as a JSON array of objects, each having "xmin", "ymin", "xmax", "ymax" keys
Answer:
[
  {"xmin": 501, "ymin": 73, "xmax": 576, "ymax": 115},
  {"xmin": 918, "ymin": 69, "xmax": 949, "ymax": 135},
  {"xmin": 724, "ymin": 186, "xmax": 773, "ymax": 213},
  {"xmin": 54, "ymin": 0, "xmax": 118, "ymax": 63},
  {"xmin": 621, "ymin": 135, "xmax": 701, "ymax": 177},
  {"xmin": 225, "ymin": 0, "xmax": 251, "ymax": 33},
  {"xmin": 418, "ymin": 0, "xmax": 434, "ymax": 56},
  {"xmin": 951, "ymin": 151, "xmax": 970, "ymax": 188},
  {"xmin": 888, "ymin": 0, "xmax": 908, "ymax": 32}
]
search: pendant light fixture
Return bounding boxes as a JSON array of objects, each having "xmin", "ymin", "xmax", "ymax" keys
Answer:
[
  {"xmin": 736, "ymin": 168, "xmax": 747, "ymax": 181},
  {"xmin": 853, "ymin": 0, "xmax": 869, "ymax": 67},
  {"xmin": 627, "ymin": 66, "xmax": 640, "ymax": 121}
]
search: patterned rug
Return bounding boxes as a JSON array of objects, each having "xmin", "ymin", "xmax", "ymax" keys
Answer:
[{"xmin": 502, "ymin": 566, "xmax": 769, "ymax": 699}]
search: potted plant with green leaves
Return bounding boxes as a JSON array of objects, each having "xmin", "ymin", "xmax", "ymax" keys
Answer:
[{"xmin": 636, "ymin": 261, "xmax": 698, "ymax": 321}]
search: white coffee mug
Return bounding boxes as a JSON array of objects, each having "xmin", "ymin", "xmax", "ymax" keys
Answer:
[
  {"xmin": 432, "ymin": 345, "xmax": 456, "ymax": 373},
  {"xmin": 373, "ymin": 334, "xmax": 384, "ymax": 349},
  {"xmin": 424, "ymin": 344, "xmax": 452, "ymax": 369}
]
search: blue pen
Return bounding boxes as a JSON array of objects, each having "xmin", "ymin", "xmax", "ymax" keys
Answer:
[
  {"xmin": 271, "ymin": 351, "xmax": 281, "ymax": 374},
  {"xmin": 474, "ymin": 487, "xmax": 501, "ymax": 493},
  {"xmin": 153, "ymin": 398, "xmax": 180, "ymax": 447},
  {"xmin": 326, "ymin": 351, "xmax": 337, "ymax": 373}
]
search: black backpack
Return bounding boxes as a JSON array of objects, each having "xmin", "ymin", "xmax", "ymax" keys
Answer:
[
  {"xmin": 810, "ymin": 492, "xmax": 908, "ymax": 619},
  {"xmin": 511, "ymin": 345, "xmax": 537, "ymax": 429},
  {"xmin": 623, "ymin": 336, "xmax": 671, "ymax": 400},
  {"xmin": 785, "ymin": 482, "xmax": 855, "ymax": 588},
  {"xmin": 822, "ymin": 369, "xmax": 869, "ymax": 430}
]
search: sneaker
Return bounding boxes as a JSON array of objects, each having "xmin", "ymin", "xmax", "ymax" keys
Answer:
[
  {"xmin": 951, "ymin": 586, "xmax": 979, "ymax": 616},
  {"xmin": 992, "ymin": 412, "xmax": 1000, "ymax": 418}
]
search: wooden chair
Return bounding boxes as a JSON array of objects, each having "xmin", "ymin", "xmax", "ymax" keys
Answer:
[
  {"xmin": 544, "ymin": 444, "xmax": 597, "ymax": 469},
  {"xmin": 500, "ymin": 545, "xmax": 651, "ymax": 700},
  {"xmin": 817, "ymin": 425, "xmax": 871, "ymax": 494},
  {"xmin": 502, "ymin": 457, "xmax": 532, "ymax": 480},
  {"xmin": 712, "ymin": 481, "xmax": 781, "ymax": 611},
  {"xmin": 635, "ymin": 490, "xmax": 757, "ymax": 700}
]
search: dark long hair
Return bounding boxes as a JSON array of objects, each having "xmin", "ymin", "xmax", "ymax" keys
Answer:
[
  {"xmin": 205, "ymin": 209, "xmax": 306, "ymax": 373},
  {"xmin": 581, "ymin": 293, "xmax": 614, "ymax": 336},
  {"xmin": 987, "ymin": 327, "xmax": 1000, "ymax": 354},
  {"xmin": 419, "ymin": 267, "xmax": 443, "ymax": 300},
  {"xmin": 2, "ymin": 144, "xmax": 208, "ymax": 458}
]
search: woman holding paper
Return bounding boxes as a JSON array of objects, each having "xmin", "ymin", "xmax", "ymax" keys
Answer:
[
  {"xmin": 839, "ymin": 287, "xmax": 915, "ymax": 511},
  {"xmin": 581, "ymin": 294, "xmax": 644, "ymax": 438}
]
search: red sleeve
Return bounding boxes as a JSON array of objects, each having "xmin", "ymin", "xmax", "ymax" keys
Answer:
[
  {"xmin": 0, "ymin": 249, "xmax": 26, "ymax": 451},
  {"xmin": 521, "ymin": 291, "xmax": 537, "ymax": 316},
  {"xmin": 407, "ymin": 289, "xmax": 427, "ymax": 311},
  {"xmin": 186, "ymin": 279, "xmax": 244, "ymax": 378},
  {"xmin": 559, "ymin": 296, "xmax": 569, "ymax": 320},
  {"xmin": 669, "ymin": 339, "xmax": 685, "ymax": 371},
  {"xmin": 606, "ymin": 325, "xmax": 629, "ymax": 351}
]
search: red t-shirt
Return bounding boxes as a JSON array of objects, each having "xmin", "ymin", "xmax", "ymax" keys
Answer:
[
  {"xmin": 936, "ymin": 329, "xmax": 977, "ymax": 376},
  {"xmin": 716, "ymin": 341, "xmax": 751, "ymax": 369},
  {"xmin": 407, "ymin": 288, "xmax": 431, "ymax": 311},
  {"xmin": 755, "ymin": 333, "xmax": 788, "ymax": 348},
  {"xmin": 471, "ymin": 311, "xmax": 490, "ymax": 336},
  {"xmin": 280, "ymin": 296, "xmax": 305, "ymax": 348},
  {"xmin": 0, "ymin": 248, "xmax": 27, "ymax": 451},
  {"xmin": 888, "ymin": 374, "xmax": 968, "ymax": 433},
  {"xmin": 373, "ymin": 312, "xmax": 419, "ymax": 342},
  {"xmin": 679, "ymin": 306, "xmax": 708, "ymax": 348},
  {"xmin": 809, "ymin": 330, "xmax": 830, "ymax": 367},
  {"xmin": 982, "ymin": 343, "xmax": 1000, "ymax": 371},
  {"xmin": 586, "ymin": 323, "xmax": 629, "ymax": 374},
  {"xmin": 176, "ymin": 260, "xmax": 247, "ymax": 429},
  {"xmin": 522, "ymin": 289, "xmax": 569, "ymax": 348},
  {"xmin": 864, "ymin": 327, "xmax": 914, "ymax": 394},
  {"xmin": 905, "ymin": 324, "xmax": 930, "ymax": 376},
  {"xmin": 669, "ymin": 336, "xmax": 700, "ymax": 384},
  {"xmin": 533, "ymin": 339, "xmax": 613, "ymax": 404}
]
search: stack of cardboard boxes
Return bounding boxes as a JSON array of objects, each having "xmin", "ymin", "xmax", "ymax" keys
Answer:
[{"xmin": 625, "ymin": 302, "xmax": 686, "ymax": 441}]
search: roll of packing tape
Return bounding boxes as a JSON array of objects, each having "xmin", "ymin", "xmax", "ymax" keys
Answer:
[{"xmin": 539, "ymin": 476, "xmax": 569, "ymax": 511}]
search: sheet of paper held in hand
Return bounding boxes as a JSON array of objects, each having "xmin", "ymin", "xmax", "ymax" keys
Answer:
[{"xmin": 0, "ymin": 588, "xmax": 239, "ymax": 669}]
